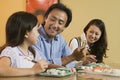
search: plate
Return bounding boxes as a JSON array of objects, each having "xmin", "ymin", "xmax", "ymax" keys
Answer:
[
  {"xmin": 39, "ymin": 72, "xmax": 73, "ymax": 77},
  {"xmin": 78, "ymin": 69, "xmax": 120, "ymax": 77},
  {"xmin": 39, "ymin": 68, "xmax": 74, "ymax": 77}
]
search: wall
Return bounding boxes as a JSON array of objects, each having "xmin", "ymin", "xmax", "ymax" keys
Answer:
[
  {"xmin": 0, "ymin": 0, "xmax": 25, "ymax": 45},
  {"xmin": 0, "ymin": 0, "xmax": 120, "ymax": 68},
  {"xmin": 61, "ymin": 0, "xmax": 120, "ymax": 68}
]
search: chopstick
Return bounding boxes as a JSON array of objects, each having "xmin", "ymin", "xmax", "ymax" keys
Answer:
[{"xmin": 25, "ymin": 57, "xmax": 37, "ymax": 63}]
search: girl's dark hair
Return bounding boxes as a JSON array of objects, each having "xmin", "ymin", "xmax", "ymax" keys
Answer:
[
  {"xmin": 43, "ymin": 3, "xmax": 72, "ymax": 27},
  {"xmin": 84, "ymin": 19, "xmax": 108, "ymax": 63},
  {"xmin": 0, "ymin": 11, "xmax": 38, "ymax": 58}
]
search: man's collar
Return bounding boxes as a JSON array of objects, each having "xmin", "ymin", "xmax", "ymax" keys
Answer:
[{"xmin": 39, "ymin": 25, "xmax": 59, "ymax": 41}]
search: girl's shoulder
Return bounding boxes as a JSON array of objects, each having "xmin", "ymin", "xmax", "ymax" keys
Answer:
[{"xmin": 1, "ymin": 46, "xmax": 18, "ymax": 55}]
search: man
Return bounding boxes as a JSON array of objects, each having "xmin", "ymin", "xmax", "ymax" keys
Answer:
[{"xmin": 34, "ymin": 3, "xmax": 86, "ymax": 68}]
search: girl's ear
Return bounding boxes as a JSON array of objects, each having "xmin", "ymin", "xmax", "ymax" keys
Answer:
[{"xmin": 25, "ymin": 31, "xmax": 29, "ymax": 38}]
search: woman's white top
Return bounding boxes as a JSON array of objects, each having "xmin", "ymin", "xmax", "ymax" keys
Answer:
[
  {"xmin": 0, "ymin": 46, "xmax": 41, "ymax": 68},
  {"xmin": 69, "ymin": 33, "xmax": 90, "ymax": 67},
  {"xmin": 69, "ymin": 33, "xmax": 89, "ymax": 52}
]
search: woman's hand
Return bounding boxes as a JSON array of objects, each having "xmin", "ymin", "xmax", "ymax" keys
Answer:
[{"xmin": 83, "ymin": 55, "xmax": 97, "ymax": 65}]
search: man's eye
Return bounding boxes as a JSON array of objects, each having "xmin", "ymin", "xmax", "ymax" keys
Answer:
[
  {"xmin": 59, "ymin": 21, "xmax": 64, "ymax": 25},
  {"xmin": 50, "ymin": 18, "xmax": 55, "ymax": 21},
  {"xmin": 96, "ymin": 33, "xmax": 100, "ymax": 36}
]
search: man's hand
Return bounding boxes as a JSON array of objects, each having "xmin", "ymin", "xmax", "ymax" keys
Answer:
[{"xmin": 72, "ymin": 47, "xmax": 86, "ymax": 61}]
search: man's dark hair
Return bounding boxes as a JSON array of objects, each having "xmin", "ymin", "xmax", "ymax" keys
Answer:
[{"xmin": 44, "ymin": 3, "xmax": 72, "ymax": 27}]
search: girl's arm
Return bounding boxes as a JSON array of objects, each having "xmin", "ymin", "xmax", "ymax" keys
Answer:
[{"xmin": 0, "ymin": 57, "xmax": 48, "ymax": 76}]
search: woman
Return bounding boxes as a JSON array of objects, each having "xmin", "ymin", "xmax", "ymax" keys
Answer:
[
  {"xmin": 69, "ymin": 19, "xmax": 108, "ymax": 65},
  {"xmin": 0, "ymin": 11, "xmax": 48, "ymax": 76}
]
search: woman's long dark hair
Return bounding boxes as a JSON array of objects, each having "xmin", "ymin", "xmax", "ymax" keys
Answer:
[
  {"xmin": 84, "ymin": 19, "xmax": 108, "ymax": 63},
  {"xmin": 0, "ymin": 11, "xmax": 38, "ymax": 58}
]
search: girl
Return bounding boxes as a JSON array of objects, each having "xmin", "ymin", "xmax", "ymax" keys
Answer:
[{"xmin": 0, "ymin": 11, "xmax": 48, "ymax": 76}]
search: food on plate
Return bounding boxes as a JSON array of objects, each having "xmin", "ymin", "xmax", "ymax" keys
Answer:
[
  {"xmin": 46, "ymin": 68, "xmax": 75, "ymax": 76},
  {"xmin": 77, "ymin": 63, "xmax": 111, "ymax": 72},
  {"xmin": 46, "ymin": 69, "xmax": 66, "ymax": 75},
  {"xmin": 77, "ymin": 63, "xmax": 120, "ymax": 76}
]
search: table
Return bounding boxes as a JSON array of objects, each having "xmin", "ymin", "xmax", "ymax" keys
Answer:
[
  {"xmin": 77, "ymin": 72, "xmax": 120, "ymax": 80},
  {"xmin": 0, "ymin": 73, "xmax": 120, "ymax": 80}
]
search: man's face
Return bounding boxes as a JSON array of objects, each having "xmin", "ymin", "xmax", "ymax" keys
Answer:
[{"xmin": 44, "ymin": 9, "xmax": 68, "ymax": 39}]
